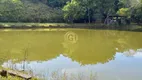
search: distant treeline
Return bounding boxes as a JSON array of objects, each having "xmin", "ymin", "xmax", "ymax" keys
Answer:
[{"xmin": 0, "ymin": 0, "xmax": 142, "ymax": 24}]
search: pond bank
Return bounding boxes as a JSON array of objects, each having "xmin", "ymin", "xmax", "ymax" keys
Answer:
[{"xmin": 0, "ymin": 23, "xmax": 142, "ymax": 32}]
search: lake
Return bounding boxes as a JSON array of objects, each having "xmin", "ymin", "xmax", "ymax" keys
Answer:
[{"xmin": 0, "ymin": 29, "xmax": 142, "ymax": 80}]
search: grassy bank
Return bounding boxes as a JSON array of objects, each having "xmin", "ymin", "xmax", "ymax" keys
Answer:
[
  {"xmin": 0, "ymin": 22, "xmax": 142, "ymax": 31},
  {"xmin": 0, "ymin": 23, "xmax": 104, "ymax": 29}
]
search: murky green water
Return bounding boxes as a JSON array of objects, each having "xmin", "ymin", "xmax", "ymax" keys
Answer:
[{"xmin": 0, "ymin": 29, "xmax": 142, "ymax": 80}]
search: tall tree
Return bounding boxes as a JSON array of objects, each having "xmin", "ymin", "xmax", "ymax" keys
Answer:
[{"xmin": 63, "ymin": 0, "xmax": 97, "ymax": 23}]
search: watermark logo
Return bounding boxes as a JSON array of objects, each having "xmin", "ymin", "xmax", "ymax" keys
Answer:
[{"xmin": 64, "ymin": 31, "xmax": 78, "ymax": 44}]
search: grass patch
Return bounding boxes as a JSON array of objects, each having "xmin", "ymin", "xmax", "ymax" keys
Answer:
[{"xmin": 0, "ymin": 22, "xmax": 104, "ymax": 28}]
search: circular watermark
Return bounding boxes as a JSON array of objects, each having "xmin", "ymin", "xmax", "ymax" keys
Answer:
[{"xmin": 64, "ymin": 31, "xmax": 78, "ymax": 44}]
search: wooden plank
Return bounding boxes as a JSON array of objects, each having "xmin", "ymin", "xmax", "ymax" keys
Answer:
[
  {"xmin": 7, "ymin": 70, "xmax": 32, "ymax": 80},
  {"xmin": 0, "ymin": 70, "xmax": 32, "ymax": 80}
]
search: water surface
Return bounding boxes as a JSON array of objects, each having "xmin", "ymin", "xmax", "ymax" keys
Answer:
[{"xmin": 0, "ymin": 29, "xmax": 142, "ymax": 80}]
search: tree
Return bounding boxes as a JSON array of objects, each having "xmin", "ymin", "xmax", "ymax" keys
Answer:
[
  {"xmin": 0, "ymin": 0, "xmax": 23, "ymax": 22},
  {"xmin": 63, "ymin": 0, "xmax": 121, "ymax": 23},
  {"xmin": 96, "ymin": 0, "xmax": 118, "ymax": 23},
  {"xmin": 63, "ymin": 0, "xmax": 97, "ymax": 23},
  {"xmin": 0, "ymin": 0, "xmax": 64, "ymax": 22},
  {"xmin": 131, "ymin": 0, "xmax": 142, "ymax": 24},
  {"xmin": 63, "ymin": 0, "xmax": 86, "ymax": 23},
  {"xmin": 118, "ymin": 0, "xmax": 142, "ymax": 24}
]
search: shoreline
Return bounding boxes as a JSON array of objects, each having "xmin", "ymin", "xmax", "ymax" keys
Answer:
[{"xmin": 0, "ymin": 23, "xmax": 142, "ymax": 32}]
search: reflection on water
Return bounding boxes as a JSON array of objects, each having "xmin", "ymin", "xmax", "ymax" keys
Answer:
[
  {"xmin": 0, "ymin": 29, "xmax": 142, "ymax": 80},
  {"xmin": 2, "ymin": 49, "xmax": 142, "ymax": 80}
]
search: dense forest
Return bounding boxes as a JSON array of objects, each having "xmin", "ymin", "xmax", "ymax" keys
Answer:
[{"xmin": 0, "ymin": 0, "xmax": 142, "ymax": 24}]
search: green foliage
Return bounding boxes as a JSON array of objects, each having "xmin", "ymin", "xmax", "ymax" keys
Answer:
[
  {"xmin": 0, "ymin": 0, "xmax": 64, "ymax": 22},
  {"xmin": 21, "ymin": 0, "xmax": 64, "ymax": 22},
  {"xmin": 0, "ymin": 0, "xmax": 23, "ymax": 22},
  {"xmin": 62, "ymin": 0, "xmax": 119, "ymax": 23},
  {"xmin": 0, "ymin": 0, "xmax": 141, "ymax": 23},
  {"xmin": 117, "ymin": 8, "xmax": 130, "ymax": 17},
  {"xmin": 131, "ymin": 0, "xmax": 142, "ymax": 23},
  {"xmin": 62, "ymin": 0, "xmax": 87, "ymax": 22},
  {"xmin": 119, "ymin": 0, "xmax": 142, "ymax": 23},
  {"xmin": 62, "ymin": 0, "xmax": 98, "ymax": 23},
  {"xmin": 131, "ymin": 7, "xmax": 142, "ymax": 23},
  {"xmin": 47, "ymin": 0, "xmax": 70, "ymax": 7}
]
